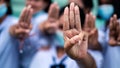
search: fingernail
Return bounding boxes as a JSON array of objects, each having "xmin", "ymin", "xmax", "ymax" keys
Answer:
[
  {"xmin": 70, "ymin": 2, "xmax": 75, "ymax": 8},
  {"xmin": 64, "ymin": 7, "xmax": 69, "ymax": 14},
  {"xmin": 75, "ymin": 5, "xmax": 79, "ymax": 9},
  {"xmin": 71, "ymin": 2, "xmax": 74, "ymax": 5}
]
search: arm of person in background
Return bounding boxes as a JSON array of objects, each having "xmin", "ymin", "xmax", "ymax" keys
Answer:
[
  {"xmin": 63, "ymin": 3, "xmax": 96, "ymax": 68},
  {"xmin": 9, "ymin": 5, "xmax": 33, "ymax": 40},
  {"xmin": 39, "ymin": 3, "xmax": 59, "ymax": 33},
  {"xmin": 109, "ymin": 14, "xmax": 120, "ymax": 46},
  {"xmin": 84, "ymin": 13, "xmax": 102, "ymax": 51}
]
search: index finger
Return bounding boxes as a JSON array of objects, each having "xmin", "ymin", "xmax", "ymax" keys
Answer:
[{"xmin": 75, "ymin": 6, "xmax": 82, "ymax": 31}]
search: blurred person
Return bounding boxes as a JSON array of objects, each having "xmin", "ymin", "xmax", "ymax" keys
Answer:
[
  {"xmin": 30, "ymin": 39, "xmax": 79, "ymax": 68},
  {"xmin": 95, "ymin": 0, "xmax": 114, "ymax": 55},
  {"xmin": 21, "ymin": 1, "xmax": 52, "ymax": 68},
  {"xmin": 95, "ymin": 0, "xmax": 120, "ymax": 68},
  {"xmin": 0, "ymin": 0, "xmax": 19, "ymax": 68},
  {"xmin": 96, "ymin": 1, "xmax": 120, "ymax": 68},
  {"xmin": 102, "ymin": 14, "xmax": 120, "ymax": 68},
  {"xmin": 30, "ymin": 2, "xmax": 103, "ymax": 68},
  {"xmin": 96, "ymin": 0, "xmax": 113, "ymax": 30},
  {"xmin": 30, "ymin": 4, "xmax": 79, "ymax": 68},
  {"xmin": 9, "ymin": 0, "xmax": 52, "ymax": 68},
  {"xmin": 30, "ymin": 30, "xmax": 79, "ymax": 68}
]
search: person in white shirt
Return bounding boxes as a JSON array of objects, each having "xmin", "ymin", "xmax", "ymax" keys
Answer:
[
  {"xmin": 30, "ymin": 3, "xmax": 103, "ymax": 68},
  {"xmin": 0, "ymin": 0, "xmax": 19, "ymax": 68},
  {"xmin": 9, "ymin": 0, "xmax": 52, "ymax": 68}
]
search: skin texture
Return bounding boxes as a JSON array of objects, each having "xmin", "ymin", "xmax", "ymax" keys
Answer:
[
  {"xmin": 39, "ymin": 3, "xmax": 59, "ymax": 34},
  {"xmin": 84, "ymin": 13, "xmax": 102, "ymax": 51},
  {"xmin": 9, "ymin": 5, "xmax": 33, "ymax": 40},
  {"xmin": 109, "ymin": 14, "xmax": 120, "ymax": 46},
  {"xmin": 63, "ymin": 3, "xmax": 96, "ymax": 68}
]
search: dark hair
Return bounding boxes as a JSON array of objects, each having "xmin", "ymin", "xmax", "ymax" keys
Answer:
[
  {"xmin": 4, "ymin": 0, "xmax": 12, "ymax": 15},
  {"xmin": 59, "ymin": 5, "xmax": 85, "ymax": 28},
  {"xmin": 98, "ymin": 0, "xmax": 112, "ymax": 5},
  {"xmin": 82, "ymin": 0, "xmax": 93, "ymax": 10},
  {"xmin": 44, "ymin": 0, "xmax": 52, "ymax": 13}
]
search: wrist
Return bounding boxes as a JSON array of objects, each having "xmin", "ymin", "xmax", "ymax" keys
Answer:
[{"xmin": 76, "ymin": 52, "xmax": 96, "ymax": 68}]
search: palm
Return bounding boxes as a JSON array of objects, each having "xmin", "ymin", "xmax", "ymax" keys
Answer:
[
  {"xmin": 66, "ymin": 33, "xmax": 87, "ymax": 60},
  {"xmin": 83, "ymin": 13, "xmax": 98, "ymax": 48},
  {"xmin": 63, "ymin": 3, "xmax": 88, "ymax": 60},
  {"xmin": 84, "ymin": 13, "xmax": 96, "ymax": 36}
]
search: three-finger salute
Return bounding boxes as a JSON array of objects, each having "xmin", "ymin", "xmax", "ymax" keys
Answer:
[{"xmin": 9, "ymin": 5, "xmax": 33, "ymax": 40}]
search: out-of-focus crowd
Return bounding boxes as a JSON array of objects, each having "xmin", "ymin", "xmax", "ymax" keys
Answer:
[{"xmin": 0, "ymin": 0, "xmax": 120, "ymax": 68}]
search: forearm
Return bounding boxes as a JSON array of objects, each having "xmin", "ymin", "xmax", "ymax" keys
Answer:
[{"xmin": 76, "ymin": 53, "xmax": 96, "ymax": 68}]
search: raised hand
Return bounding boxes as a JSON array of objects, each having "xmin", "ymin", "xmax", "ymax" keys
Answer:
[
  {"xmin": 48, "ymin": 3, "xmax": 59, "ymax": 21},
  {"xmin": 63, "ymin": 3, "xmax": 88, "ymax": 60},
  {"xmin": 84, "ymin": 13, "xmax": 96, "ymax": 34},
  {"xmin": 83, "ymin": 13, "xmax": 101, "ymax": 50},
  {"xmin": 9, "ymin": 5, "xmax": 33, "ymax": 39},
  {"xmin": 39, "ymin": 3, "xmax": 59, "ymax": 34},
  {"xmin": 109, "ymin": 14, "xmax": 120, "ymax": 46},
  {"xmin": 18, "ymin": 5, "xmax": 33, "ymax": 29}
]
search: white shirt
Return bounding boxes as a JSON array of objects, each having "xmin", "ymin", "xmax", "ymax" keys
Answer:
[
  {"xmin": 30, "ymin": 47, "xmax": 79, "ymax": 68},
  {"xmin": 30, "ymin": 47, "xmax": 103, "ymax": 68},
  {"xmin": 0, "ymin": 15, "xmax": 19, "ymax": 68}
]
